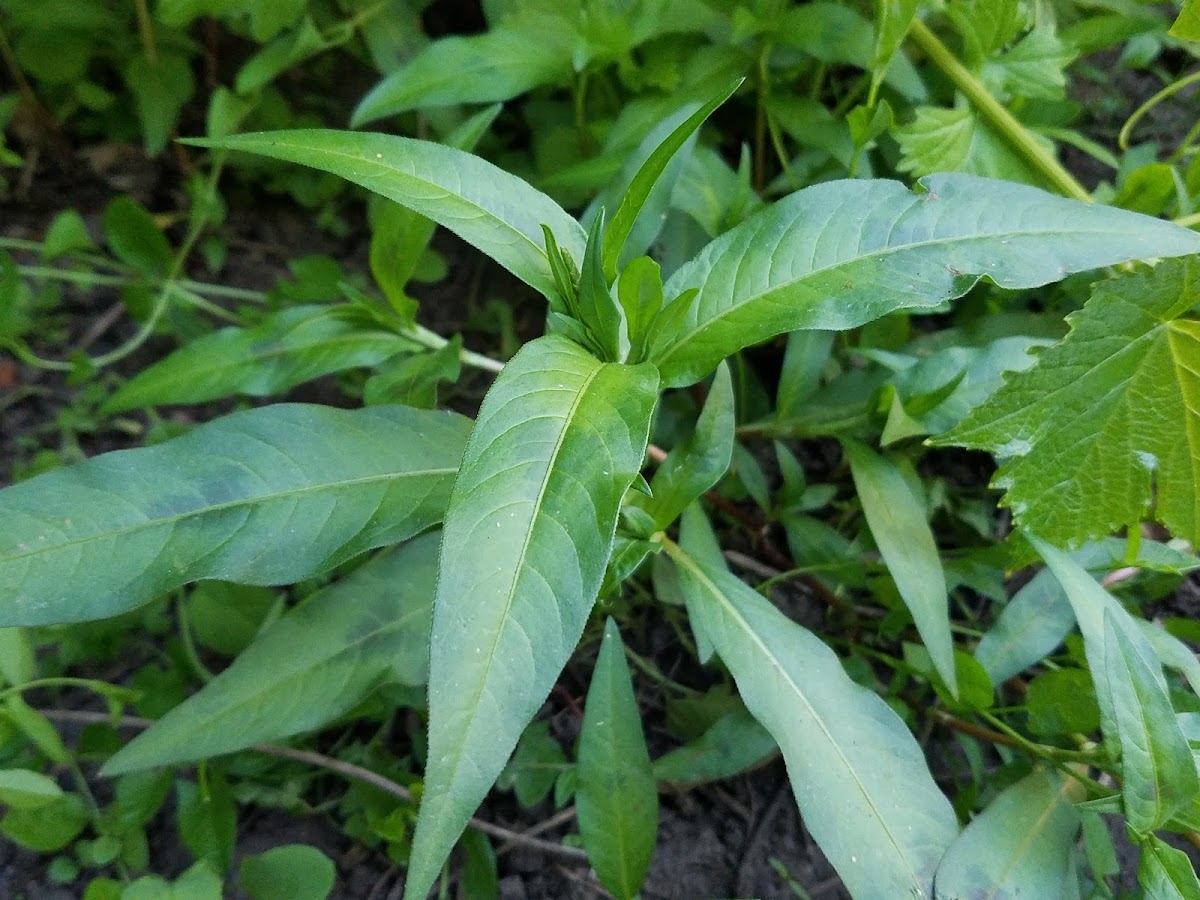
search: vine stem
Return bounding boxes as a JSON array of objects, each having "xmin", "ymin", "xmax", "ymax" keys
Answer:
[
  {"xmin": 1118, "ymin": 68, "xmax": 1200, "ymax": 151},
  {"xmin": 36, "ymin": 708, "xmax": 588, "ymax": 863},
  {"xmin": 907, "ymin": 19, "xmax": 1093, "ymax": 203}
]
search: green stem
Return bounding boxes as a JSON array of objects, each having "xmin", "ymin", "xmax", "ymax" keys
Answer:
[
  {"xmin": 0, "ymin": 677, "xmax": 125, "ymax": 704},
  {"xmin": 134, "ymin": 0, "xmax": 159, "ymax": 65},
  {"xmin": 907, "ymin": 19, "xmax": 1092, "ymax": 203},
  {"xmin": 177, "ymin": 594, "xmax": 215, "ymax": 684},
  {"xmin": 1119, "ymin": 68, "xmax": 1200, "ymax": 151}
]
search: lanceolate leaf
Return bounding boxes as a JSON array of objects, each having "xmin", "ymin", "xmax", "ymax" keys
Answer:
[
  {"xmin": 933, "ymin": 767, "xmax": 1083, "ymax": 900},
  {"xmin": 1104, "ymin": 613, "xmax": 1199, "ymax": 835},
  {"xmin": 667, "ymin": 507, "xmax": 960, "ymax": 900},
  {"xmin": 936, "ymin": 258, "xmax": 1200, "ymax": 546},
  {"xmin": 653, "ymin": 174, "xmax": 1200, "ymax": 387},
  {"xmin": 0, "ymin": 404, "xmax": 469, "ymax": 626},
  {"xmin": 405, "ymin": 335, "xmax": 658, "ymax": 900},
  {"xmin": 103, "ymin": 533, "xmax": 441, "ymax": 775},
  {"xmin": 1138, "ymin": 835, "xmax": 1200, "ymax": 899},
  {"xmin": 105, "ymin": 306, "xmax": 414, "ymax": 412},
  {"xmin": 576, "ymin": 619, "xmax": 658, "ymax": 900},
  {"xmin": 186, "ymin": 131, "xmax": 586, "ymax": 300},
  {"xmin": 844, "ymin": 439, "xmax": 956, "ymax": 696}
]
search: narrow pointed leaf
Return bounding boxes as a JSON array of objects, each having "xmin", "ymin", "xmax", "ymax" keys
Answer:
[
  {"xmin": 406, "ymin": 335, "xmax": 658, "ymax": 900},
  {"xmin": 1139, "ymin": 835, "xmax": 1200, "ymax": 899},
  {"xmin": 185, "ymin": 131, "xmax": 586, "ymax": 300},
  {"xmin": 577, "ymin": 619, "xmax": 658, "ymax": 900},
  {"xmin": 933, "ymin": 767, "xmax": 1083, "ymax": 900},
  {"xmin": 602, "ymin": 79, "xmax": 742, "ymax": 279},
  {"xmin": 577, "ymin": 210, "xmax": 624, "ymax": 360},
  {"xmin": 973, "ymin": 567, "xmax": 1075, "ymax": 685},
  {"xmin": 667, "ymin": 507, "xmax": 960, "ymax": 900},
  {"xmin": 642, "ymin": 362, "xmax": 734, "ymax": 529},
  {"xmin": 1104, "ymin": 612, "xmax": 1199, "ymax": 834},
  {"xmin": 103, "ymin": 532, "xmax": 441, "ymax": 775},
  {"xmin": 105, "ymin": 306, "xmax": 413, "ymax": 412},
  {"xmin": 935, "ymin": 258, "xmax": 1200, "ymax": 546},
  {"xmin": 654, "ymin": 173, "xmax": 1200, "ymax": 387},
  {"xmin": 844, "ymin": 439, "xmax": 957, "ymax": 695},
  {"xmin": 0, "ymin": 404, "xmax": 469, "ymax": 626}
]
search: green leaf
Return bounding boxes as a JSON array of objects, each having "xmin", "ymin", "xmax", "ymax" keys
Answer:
[
  {"xmin": 103, "ymin": 533, "xmax": 440, "ymax": 775},
  {"xmin": 651, "ymin": 708, "xmax": 777, "ymax": 785},
  {"xmin": 239, "ymin": 845, "xmax": 335, "ymax": 900},
  {"xmin": 935, "ymin": 259, "xmax": 1200, "ymax": 546},
  {"xmin": 363, "ymin": 337, "xmax": 462, "ymax": 410},
  {"xmin": 1, "ymin": 791, "xmax": 87, "ymax": 852},
  {"xmin": 933, "ymin": 767, "xmax": 1082, "ymax": 900},
  {"xmin": 124, "ymin": 53, "xmax": 195, "ymax": 157},
  {"xmin": 1024, "ymin": 668, "xmax": 1101, "ymax": 736},
  {"xmin": 983, "ymin": 27, "xmax": 1073, "ymax": 101},
  {"xmin": 234, "ymin": 17, "xmax": 328, "ymax": 95},
  {"xmin": 896, "ymin": 105, "xmax": 1050, "ymax": 184},
  {"xmin": 104, "ymin": 306, "xmax": 413, "ymax": 412},
  {"xmin": 405, "ymin": 335, "xmax": 658, "ymax": 900},
  {"xmin": 351, "ymin": 23, "xmax": 574, "ymax": 127},
  {"xmin": 576, "ymin": 210, "xmax": 624, "ymax": 361},
  {"xmin": 103, "ymin": 196, "xmax": 173, "ymax": 278},
  {"xmin": 176, "ymin": 775, "xmax": 236, "ymax": 874},
  {"xmin": 460, "ymin": 830, "xmax": 499, "ymax": 899},
  {"xmin": 121, "ymin": 862, "xmax": 223, "ymax": 900},
  {"xmin": 870, "ymin": 0, "xmax": 920, "ymax": 105},
  {"xmin": 642, "ymin": 362, "xmax": 734, "ymax": 529},
  {"xmin": 0, "ymin": 768, "xmax": 65, "ymax": 809},
  {"xmin": 41, "ymin": 209, "xmax": 97, "ymax": 260},
  {"xmin": 0, "ymin": 404, "xmax": 468, "ymax": 626},
  {"xmin": 653, "ymin": 174, "xmax": 1200, "ymax": 387},
  {"xmin": 1104, "ymin": 611, "xmax": 1199, "ymax": 835},
  {"xmin": 667, "ymin": 507, "xmax": 960, "ymax": 900},
  {"xmin": 0, "ymin": 627, "xmax": 34, "ymax": 686},
  {"xmin": 1170, "ymin": 1, "xmax": 1200, "ymax": 41},
  {"xmin": 601, "ymin": 79, "xmax": 741, "ymax": 279},
  {"xmin": 973, "ymin": 567, "xmax": 1076, "ymax": 685},
  {"xmin": 497, "ymin": 720, "xmax": 568, "ymax": 807},
  {"xmin": 577, "ymin": 619, "xmax": 658, "ymax": 900},
  {"xmin": 1138, "ymin": 835, "xmax": 1200, "ymax": 899},
  {"xmin": 844, "ymin": 439, "xmax": 956, "ymax": 696},
  {"xmin": 186, "ymin": 130, "xmax": 585, "ymax": 301}
]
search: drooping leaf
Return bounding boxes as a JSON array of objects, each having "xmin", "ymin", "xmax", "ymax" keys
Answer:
[
  {"xmin": 186, "ymin": 131, "xmax": 586, "ymax": 300},
  {"xmin": 103, "ymin": 533, "xmax": 440, "ymax": 774},
  {"xmin": 667, "ymin": 506, "xmax": 960, "ymax": 900},
  {"xmin": 1104, "ymin": 612, "xmax": 1199, "ymax": 835},
  {"xmin": 351, "ymin": 21, "xmax": 574, "ymax": 126},
  {"xmin": 104, "ymin": 306, "xmax": 413, "ymax": 412},
  {"xmin": 974, "ymin": 568, "xmax": 1076, "ymax": 685},
  {"xmin": 936, "ymin": 258, "xmax": 1200, "ymax": 546},
  {"xmin": 405, "ymin": 335, "xmax": 658, "ymax": 900},
  {"xmin": 652, "ymin": 174, "xmax": 1200, "ymax": 387},
  {"xmin": 576, "ymin": 619, "xmax": 658, "ymax": 900},
  {"xmin": 0, "ymin": 404, "xmax": 469, "ymax": 626},
  {"xmin": 651, "ymin": 708, "xmax": 776, "ymax": 785},
  {"xmin": 844, "ymin": 439, "xmax": 956, "ymax": 695},
  {"xmin": 642, "ymin": 362, "xmax": 734, "ymax": 529},
  {"xmin": 1138, "ymin": 835, "xmax": 1200, "ymax": 899},
  {"xmin": 933, "ymin": 767, "xmax": 1083, "ymax": 900}
]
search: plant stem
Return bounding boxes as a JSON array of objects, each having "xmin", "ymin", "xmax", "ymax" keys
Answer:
[
  {"xmin": 1119, "ymin": 68, "xmax": 1200, "ymax": 151},
  {"xmin": 134, "ymin": 0, "xmax": 159, "ymax": 65},
  {"xmin": 907, "ymin": 19, "xmax": 1092, "ymax": 203}
]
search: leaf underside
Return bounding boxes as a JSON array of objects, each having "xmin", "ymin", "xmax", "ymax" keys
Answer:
[
  {"xmin": 405, "ymin": 335, "xmax": 659, "ymax": 900},
  {"xmin": 0, "ymin": 404, "xmax": 469, "ymax": 626},
  {"xmin": 655, "ymin": 173, "xmax": 1200, "ymax": 387}
]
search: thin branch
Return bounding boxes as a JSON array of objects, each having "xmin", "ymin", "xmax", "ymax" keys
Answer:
[{"xmin": 38, "ymin": 709, "xmax": 587, "ymax": 863}]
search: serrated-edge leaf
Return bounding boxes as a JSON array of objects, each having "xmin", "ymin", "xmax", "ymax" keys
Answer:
[
  {"xmin": 667, "ymin": 507, "xmax": 959, "ymax": 900},
  {"xmin": 844, "ymin": 439, "xmax": 957, "ymax": 696},
  {"xmin": 933, "ymin": 767, "xmax": 1082, "ymax": 900},
  {"xmin": 0, "ymin": 404, "xmax": 469, "ymax": 626},
  {"xmin": 405, "ymin": 335, "xmax": 658, "ymax": 900},
  {"xmin": 185, "ymin": 130, "xmax": 585, "ymax": 300},
  {"xmin": 654, "ymin": 174, "xmax": 1200, "ymax": 387},
  {"xmin": 576, "ymin": 618, "xmax": 658, "ymax": 900},
  {"xmin": 103, "ymin": 533, "xmax": 441, "ymax": 774}
]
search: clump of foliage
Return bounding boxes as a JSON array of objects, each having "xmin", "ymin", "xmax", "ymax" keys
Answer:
[{"xmin": 3, "ymin": 2, "xmax": 1200, "ymax": 899}]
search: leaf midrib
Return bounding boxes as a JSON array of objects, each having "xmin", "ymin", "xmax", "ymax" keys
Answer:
[
  {"xmin": 671, "ymin": 545, "xmax": 926, "ymax": 890},
  {"xmin": 1, "ymin": 467, "xmax": 456, "ymax": 566},
  {"xmin": 657, "ymin": 223, "xmax": 1169, "ymax": 374}
]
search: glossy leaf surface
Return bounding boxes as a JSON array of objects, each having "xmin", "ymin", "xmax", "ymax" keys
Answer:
[
  {"xmin": 406, "ymin": 335, "xmax": 658, "ymax": 900},
  {"xmin": 577, "ymin": 619, "xmax": 658, "ymax": 900},
  {"xmin": 937, "ymin": 259, "xmax": 1200, "ymax": 546},
  {"xmin": 668, "ymin": 507, "xmax": 959, "ymax": 900},
  {"xmin": 104, "ymin": 533, "xmax": 441, "ymax": 774},
  {"xmin": 933, "ymin": 767, "xmax": 1082, "ymax": 899},
  {"xmin": 653, "ymin": 174, "xmax": 1200, "ymax": 387},
  {"xmin": 188, "ymin": 130, "xmax": 585, "ymax": 300},
  {"xmin": 0, "ymin": 404, "xmax": 469, "ymax": 625}
]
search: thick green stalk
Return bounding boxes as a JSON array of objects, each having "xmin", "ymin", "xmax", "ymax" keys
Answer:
[{"xmin": 908, "ymin": 19, "xmax": 1092, "ymax": 203}]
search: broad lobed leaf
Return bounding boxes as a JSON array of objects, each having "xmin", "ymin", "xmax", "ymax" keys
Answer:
[
  {"xmin": 0, "ymin": 404, "xmax": 469, "ymax": 626},
  {"xmin": 103, "ymin": 532, "xmax": 442, "ymax": 774},
  {"xmin": 405, "ymin": 335, "xmax": 658, "ymax": 900},
  {"xmin": 653, "ymin": 173, "xmax": 1200, "ymax": 387},
  {"xmin": 668, "ymin": 506, "xmax": 960, "ymax": 900},
  {"xmin": 186, "ymin": 130, "xmax": 586, "ymax": 301},
  {"xmin": 936, "ymin": 257, "xmax": 1200, "ymax": 546}
]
